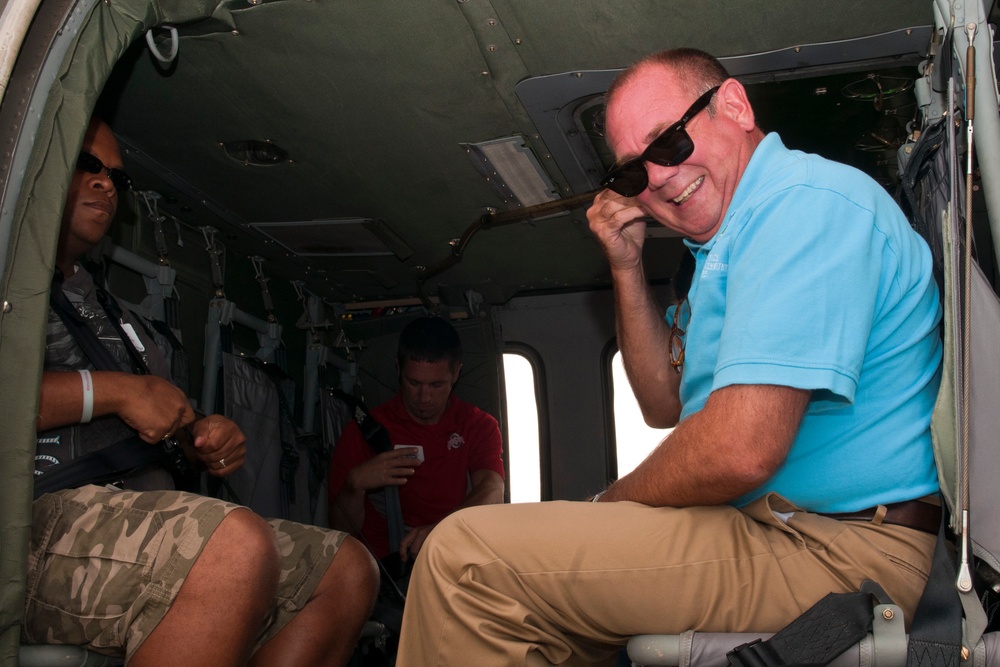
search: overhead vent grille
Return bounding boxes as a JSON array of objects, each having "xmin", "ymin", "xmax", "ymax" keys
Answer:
[
  {"xmin": 462, "ymin": 136, "xmax": 559, "ymax": 209},
  {"xmin": 252, "ymin": 218, "xmax": 413, "ymax": 259}
]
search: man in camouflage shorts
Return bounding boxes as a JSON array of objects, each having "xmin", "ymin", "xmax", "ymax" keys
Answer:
[{"xmin": 26, "ymin": 117, "xmax": 379, "ymax": 665}]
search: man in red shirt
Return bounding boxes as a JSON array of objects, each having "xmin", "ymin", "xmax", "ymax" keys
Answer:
[{"xmin": 328, "ymin": 317, "xmax": 505, "ymax": 563}]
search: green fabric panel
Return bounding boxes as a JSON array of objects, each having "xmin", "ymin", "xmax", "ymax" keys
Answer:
[
  {"xmin": 931, "ymin": 211, "xmax": 959, "ymax": 522},
  {"xmin": 492, "ymin": 0, "xmax": 932, "ymax": 73},
  {"xmin": 0, "ymin": 0, "xmax": 216, "ymax": 662}
]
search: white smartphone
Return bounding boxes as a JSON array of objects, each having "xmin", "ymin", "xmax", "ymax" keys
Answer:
[{"xmin": 394, "ymin": 444, "xmax": 425, "ymax": 462}]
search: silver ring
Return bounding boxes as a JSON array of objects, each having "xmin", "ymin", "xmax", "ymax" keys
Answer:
[{"xmin": 217, "ymin": 458, "xmax": 227, "ymax": 469}]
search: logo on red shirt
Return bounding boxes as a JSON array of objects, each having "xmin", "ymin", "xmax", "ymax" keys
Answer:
[{"xmin": 447, "ymin": 432, "xmax": 465, "ymax": 450}]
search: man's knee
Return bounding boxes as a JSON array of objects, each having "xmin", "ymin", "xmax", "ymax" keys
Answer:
[
  {"xmin": 327, "ymin": 536, "xmax": 379, "ymax": 614},
  {"xmin": 204, "ymin": 509, "xmax": 281, "ymax": 592}
]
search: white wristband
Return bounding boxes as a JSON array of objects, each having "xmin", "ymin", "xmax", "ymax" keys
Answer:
[{"xmin": 79, "ymin": 369, "xmax": 94, "ymax": 423}]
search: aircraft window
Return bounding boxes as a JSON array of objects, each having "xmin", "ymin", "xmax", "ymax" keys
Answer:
[
  {"xmin": 502, "ymin": 351, "xmax": 542, "ymax": 503},
  {"xmin": 611, "ymin": 350, "xmax": 673, "ymax": 477}
]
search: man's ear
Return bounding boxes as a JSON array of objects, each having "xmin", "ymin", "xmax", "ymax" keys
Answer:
[
  {"xmin": 451, "ymin": 362, "xmax": 463, "ymax": 384},
  {"xmin": 716, "ymin": 78, "xmax": 757, "ymax": 132}
]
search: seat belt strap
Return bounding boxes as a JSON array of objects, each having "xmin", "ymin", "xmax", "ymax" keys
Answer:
[
  {"xmin": 32, "ymin": 435, "xmax": 175, "ymax": 499},
  {"xmin": 904, "ymin": 515, "xmax": 964, "ymax": 667},
  {"xmin": 49, "ymin": 278, "xmax": 124, "ymax": 373},
  {"xmin": 334, "ymin": 390, "xmax": 405, "ymax": 553},
  {"xmin": 42, "ymin": 278, "xmax": 190, "ymax": 497},
  {"xmin": 727, "ymin": 581, "xmax": 890, "ymax": 667}
]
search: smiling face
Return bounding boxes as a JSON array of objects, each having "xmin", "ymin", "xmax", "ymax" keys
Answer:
[
  {"xmin": 605, "ymin": 64, "xmax": 763, "ymax": 242},
  {"xmin": 57, "ymin": 119, "xmax": 124, "ymax": 274}
]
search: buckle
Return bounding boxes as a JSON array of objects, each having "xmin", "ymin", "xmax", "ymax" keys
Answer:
[{"xmin": 727, "ymin": 638, "xmax": 782, "ymax": 667}]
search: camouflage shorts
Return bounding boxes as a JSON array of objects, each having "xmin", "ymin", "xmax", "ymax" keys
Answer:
[{"xmin": 23, "ymin": 484, "xmax": 346, "ymax": 662}]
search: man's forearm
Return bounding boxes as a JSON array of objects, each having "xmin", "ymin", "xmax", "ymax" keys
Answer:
[
  {"xmin": 37, "ymin": 370, "xmax": 132, "ymax": 431},
  {"xmin": 612, "ymin": 265, "xmax": 682, "ymax": 428},
  {"xmin": 329, "ymin": 487, "xmax": 367, "ymax": 535},
  {"xmin": 455, "ymin": 470, "xmax": 505, "ymax": 511},
  {"xmin": 600, "ymin": 384, "xmax": 809, "ymax": 507}
]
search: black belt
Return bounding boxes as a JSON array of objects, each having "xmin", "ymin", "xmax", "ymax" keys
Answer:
[{"xmin": 819, "ymin": 499, "xmax": 941, "ymax": 535}]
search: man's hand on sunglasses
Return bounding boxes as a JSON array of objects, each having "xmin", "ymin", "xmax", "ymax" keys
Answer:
[{"xmin": 587, "ymin": 189, "xmax": 649, "ymax": 273}]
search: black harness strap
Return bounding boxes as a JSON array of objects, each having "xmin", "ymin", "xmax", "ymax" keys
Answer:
[
  {"xmin": 33, "ymin": 435, "xmax": 180, "ymax": 499},
  {"xmin": 38, "ymin": 276, "xmax": 185, "ymax": 496},
  {"xmin": 904, "ymin": 517, "xmax": 964, "ymax": 667},
  {"xmin": 727, "ymin": 581, "xmax": 891, "ymax": 667},
  {"xmin": 49, "ymin": 276, "xmax": 124, "ymax": 373},
  {"xmin": 334, "ymin": 390, "xmax": 406, "ymax": 557}
]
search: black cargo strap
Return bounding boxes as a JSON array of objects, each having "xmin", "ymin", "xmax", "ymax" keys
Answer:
[
  {"xmin": 40, "ymin": 277, "xmax": 188, "ymax": 496},
  {"xmin": 334, "ymin": 390, "xmax": 406, "ymax": 555},
  {"xmin": 727, "ymin": 581, "xmax": 890, "ymax": 667},
  {"xmin": 904, "ymin": 515, "xmax": 964, "ymax": 667},
  {"xmin": 49, "ymin": 275, "xmax": 126, "ymax": 373},
  {"xmin": 33, "ymin": 434, "xmax": 183, "ymax": 499},
  {"xmin": 727, "ymin": 509, "xmax": 963, "ymax": 667}
]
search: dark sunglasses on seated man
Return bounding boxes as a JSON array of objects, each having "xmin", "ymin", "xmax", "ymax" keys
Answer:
[
  {"xmin": 77, "ymin": 151, "xmax": 133, "ymax": 192},
  {"xmin": 600, "ymin": 85, "xmax": 720, "ymax": 197}
]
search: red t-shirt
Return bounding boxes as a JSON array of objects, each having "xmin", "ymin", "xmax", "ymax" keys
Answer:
[{"xmin": 328, "ymin": 393, "xmax": 505, "ymax": 558}]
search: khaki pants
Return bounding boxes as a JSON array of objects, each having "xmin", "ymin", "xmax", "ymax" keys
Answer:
[{"xmin": 396, "ymin": 493, "xmax": 937, "ymax": 666}]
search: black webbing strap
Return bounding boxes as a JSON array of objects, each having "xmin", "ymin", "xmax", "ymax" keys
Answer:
[
  {"xmin": 94, "ymin": 287, "xmax": 151, "ymax": 375},
  {"xmin": 904, "ymin": 516, "xmax": 964, "ymax": 667},
  {"xmin": 727, "ymin": 581, "xmax": 889, "ymax": 667},
  {"xmin": 33, "ymin": 435, "xmax": 176, "ymax": 499},
  {"xmin": 334, "ymin": 389, "xmax": 392, "ymax": 454},
  {"xmin": 41, "ymin": 277, "xmax": 184, "ymax": 496},
  {"xmin": 49, "ymin": 276, "xmax": 123, "ymax": 373},
  {"xmin": 333, "ymin": 390, "xmax": 406, "ymax": 554}
]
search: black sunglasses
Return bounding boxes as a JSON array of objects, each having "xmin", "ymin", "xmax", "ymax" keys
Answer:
[
  {"xmin": 77, "ymin": 151, "xmax": 133, "ymax": 192},
  {"xmin": 601, "ymin": 85, "xmax": 720, "ymax": 197}
]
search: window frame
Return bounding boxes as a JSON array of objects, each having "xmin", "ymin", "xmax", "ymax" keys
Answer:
[{"xmin": 501, "ymin": 343, "xmax": 551, "ymax": 502}]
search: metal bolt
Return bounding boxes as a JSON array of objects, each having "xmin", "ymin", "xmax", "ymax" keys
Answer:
[
  {"xmin": 231, "ymin": 30, "xmax": 240, "ymax": 36},
  {"xmin": 2, "ymin": 300, "xmax": 11, "ymax": 314},
  {"xmin": 487, "ymin": 18, "xmax": 496, "ymax": 26},
  {"xmin": 487, "ymin": 45, "xmax": 497, "ymax": 52},
  {"xmin": 882, "ymin": 608, "xmax": 894, "ymax": 621},
  {"xmin": 514, "ymin": 38, "xmax": 522, "ymax": 45},
  {"xmin": 449, "ymin": 238, "xmax": 461, "ymax": 246},
  {"xmin": 962, "ymin": 646, "xmax": 971, "ymax": 660}
]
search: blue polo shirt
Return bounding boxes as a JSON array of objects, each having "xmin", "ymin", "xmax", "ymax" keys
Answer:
[{"xmin": 670, "ymin": 133, "xmax": 942, "ymax": 512}]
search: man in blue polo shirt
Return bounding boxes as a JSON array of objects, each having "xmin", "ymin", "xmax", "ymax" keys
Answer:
[{"xmin": 394, "ymin": 48, "xmax": 943, "ymax": 666}]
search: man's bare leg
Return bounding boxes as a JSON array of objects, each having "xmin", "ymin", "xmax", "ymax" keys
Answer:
[
  {"xmin": 130, "ymin": 509, "xmax": 281, "ymax": 667},
  {"xmin": 249, "ymin": 536, "xmax": 379, "ymax": 667}
]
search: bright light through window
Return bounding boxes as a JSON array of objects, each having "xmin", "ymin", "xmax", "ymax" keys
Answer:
[
  {"xmin": 503, "ymin": 352, "xmax": 541, "ymax": 503},
  {"xmin": 612, "ymin": 351, "xmax": 673, "ymax": 477}
]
